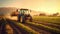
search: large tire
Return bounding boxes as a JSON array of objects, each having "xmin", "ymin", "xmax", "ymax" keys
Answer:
[
  {"xmin": 21, "ymin": 16, "xmax": 26, "ymax": 23},
  {"xmin": 20, "ymin": 16, "xmax": 23, "ymax": 23},
  {"xmin": 29, "ymin": 15, "xmax": 33, "ymax": 22},
  {"xmin": 18, "ymin": 14, "xmax": 21, "ymax": 22},
  {"xmin": 18, "ymin": 14, "xmax": 26, "ymax": 23},
  {"xmin": 25, "ymin": 14, "xmax": 33, "ymax": 22}
]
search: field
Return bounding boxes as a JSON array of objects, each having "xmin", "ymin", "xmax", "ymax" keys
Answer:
[
  {"xmin": 0, "ymin": 16, "xmax": 60, "ymax": 34},
  {"xmin": 33, "ymin": 16, "xmax": 60, "ymax": 25},
  {"xmin": 16, "ymin": 16, "xmax": 60, "ymax": 34}
]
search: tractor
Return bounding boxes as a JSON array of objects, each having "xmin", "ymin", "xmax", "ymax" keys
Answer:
[{"xmin": 11, "ymin": 8, "xmax": 32, "ymax": 23}]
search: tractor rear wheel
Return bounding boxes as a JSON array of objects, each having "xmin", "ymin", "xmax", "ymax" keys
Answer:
[{"xmin": 20, "ymin": 16, "xmax": 26, "ymax": 23}]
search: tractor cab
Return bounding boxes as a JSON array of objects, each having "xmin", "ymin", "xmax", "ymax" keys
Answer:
[
  {"xmin": 18, "ymin": 9, "xmax": 31, "ymax": 15},
  {"xmin": 17, "ymin": 9, "xmax": 32, "ymax": 23}
]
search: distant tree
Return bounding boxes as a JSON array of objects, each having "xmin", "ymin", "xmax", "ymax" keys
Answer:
[
  {"xmin": 52, "ymin": 12, "xmax": 59, "ymax": 16},
  {"xmin": 39, "ymin": 13, "xmax": 46, "ymax": 16}
]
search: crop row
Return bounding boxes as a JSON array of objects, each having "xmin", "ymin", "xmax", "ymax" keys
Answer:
[
  {"xmin": 14, "ymin": 22, "xmax": 39, "ymax": 34},
  {"xmin": 27, "ymin": 22, "xmax": 60, "ymax": 34}
]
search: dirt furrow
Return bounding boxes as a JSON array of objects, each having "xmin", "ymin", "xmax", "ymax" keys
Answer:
[
  {"xmin": 23, "ymin": 23, "xmax": 51, "ymax": 34},
  {"xmin": 34, "ymin": 21, "xmax": 60, "ymax": 29},
  {"xmin": 6, "ymin": 19, "xmax": 29, "ymax": 34},
  {"xmin": 26, "ymin": 22, "xmax": 60, "ymax": 34}
]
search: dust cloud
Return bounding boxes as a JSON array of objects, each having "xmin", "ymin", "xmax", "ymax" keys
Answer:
[
  {"xmin": 0, "ymin": 7, "xmax": 18, "ymax": 21},
  {"xmin": 0, "ymin": 7, "xmax": 17, "ymax": 17}
]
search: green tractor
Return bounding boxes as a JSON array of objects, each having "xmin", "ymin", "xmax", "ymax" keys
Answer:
[{"xmin": 17, "ymin": 9, "xmax": 32, "ymax": 23}]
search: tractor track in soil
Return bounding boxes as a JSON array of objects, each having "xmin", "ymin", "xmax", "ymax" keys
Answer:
[
  {"xmin": 25, "ymin": 22, "xmax": 60, "ymax": 34},
  {"xmin": 0, "ymin": 18, "xmax": 31, "ymax": 34},
  {"xmin": 12, "ymin": 20, "xmax": 52, "ymax": 34},
  {"xmin": 0, "ymin": 18, "xmax": 22, "ymax": 34},
  {"xmin": 23, "ymin": 23, "xmax": 51, "ymax": 34},
  {"xmin": 6, "ymin": 19, "xmax": 32, "ymax": 34},
  {"xmin": 0, "ymin": 19, "xmax": 7, "ymax": 34},
  {"xmin": 33, "ymin": 21, "xmax": 60, "ymax": 29}
]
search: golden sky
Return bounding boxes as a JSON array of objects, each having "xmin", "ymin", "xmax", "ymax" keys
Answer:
[{"xmin": 0, "ymin": 0, "xmax": 60, "ymax": 15}]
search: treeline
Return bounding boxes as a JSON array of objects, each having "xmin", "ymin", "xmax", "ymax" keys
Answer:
[{"xmin": 36, "ymin": 12, "xmax": 60, "ymax": 17}]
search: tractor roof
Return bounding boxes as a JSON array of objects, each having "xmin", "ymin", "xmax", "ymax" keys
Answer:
[{"xmin": 20, "ymin": 8, "xmax": 28, "ymax": 11}]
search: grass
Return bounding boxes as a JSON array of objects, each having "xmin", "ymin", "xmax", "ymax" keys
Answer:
[
  {"xmin": 27, "ymin": 22, "xmax": 60, "ymax": 33},
  {"xmin": 33, "ymin": 16, "xmax": 60, "ymax": 25}
]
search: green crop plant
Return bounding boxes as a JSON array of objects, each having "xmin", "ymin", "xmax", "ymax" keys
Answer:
[{"xmin": 33, "ymin": 16, "xmax": 60, "ymax": 25}]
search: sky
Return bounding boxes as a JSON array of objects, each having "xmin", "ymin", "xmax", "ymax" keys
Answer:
[{"xmin": 0, "ymin": 0, "xmax": 60, "ymax": 15}]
